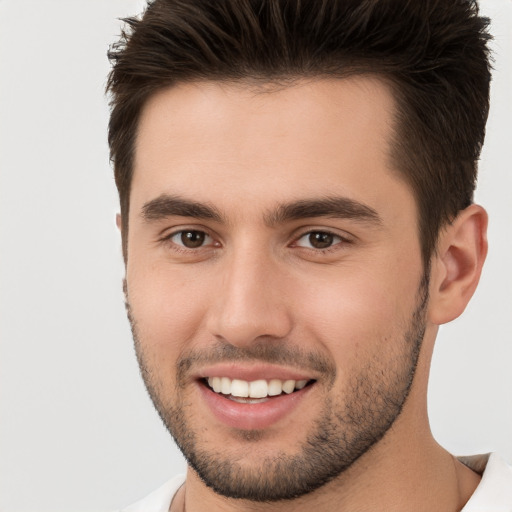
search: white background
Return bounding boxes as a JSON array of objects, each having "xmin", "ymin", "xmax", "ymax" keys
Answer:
[{"xmin": 0, "ymin": 1, "xmax": 510, "ymax": 510}]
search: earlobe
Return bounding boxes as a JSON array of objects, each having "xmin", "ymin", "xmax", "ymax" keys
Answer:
[
  {"xmin": 116, "ymin": 213, "xmax": 122, "ymax": 231},
  {"xmin": 428, "ymin": 204, "xmax": 488, "ymax": 325}
]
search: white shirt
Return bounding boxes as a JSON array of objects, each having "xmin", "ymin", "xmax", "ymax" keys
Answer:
[
  {"xmin": 460, "ymin": 453, "xmax": 512, "ymax": 511},
  {"xmin": 120, "ymin": 475, "xmax": 185, "ymax": 512},
  {"xmin": 118, "ymin": 453, "xmax": 512, "ymax": 512}
]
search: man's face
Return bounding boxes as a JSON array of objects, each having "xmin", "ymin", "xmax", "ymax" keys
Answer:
[{"xmin": 125, "ymin": 78, "xmax": 429, "ymax": 500}]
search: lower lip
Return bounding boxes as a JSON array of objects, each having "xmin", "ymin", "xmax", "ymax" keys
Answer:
[{"xmin": 198, "ymin": 382, "xmax": 313, "ymax": 430}]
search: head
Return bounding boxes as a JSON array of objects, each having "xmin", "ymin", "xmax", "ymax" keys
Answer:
[
  {"xmin": 107, "ymin": 0, "xmax": 492, "ymax": 265},
  {"xmin": 106, "ymin": 0, "xmax": 492, "ymax": 504}
]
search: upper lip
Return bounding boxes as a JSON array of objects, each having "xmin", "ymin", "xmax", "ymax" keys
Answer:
[{"xmin": 195, "ymin": 363, "xmax": 316, "ymax": 382}]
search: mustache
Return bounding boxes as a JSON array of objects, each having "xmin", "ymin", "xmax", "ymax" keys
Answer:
[{"xmin": 176, "ymin": 340, "xmax": 337, "ymax": 383}]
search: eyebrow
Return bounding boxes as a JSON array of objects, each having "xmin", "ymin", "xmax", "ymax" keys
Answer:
[
  {"xmin": 264, "ymin": 196, "xmax": 382, "ymax": 227},
  {"xmin": 141, "ymin": 194, "xmax": 381, "ymax": 226},
  {"xmin": 142, "ymin": 194, "xmax": 223, "ymax": 222}
]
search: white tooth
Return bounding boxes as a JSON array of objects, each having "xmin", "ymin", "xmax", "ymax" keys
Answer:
[
  {"xmin": 249, "ymin": 379, "xmax": 268, "ymax": 398},
  {"xmin": 208, "ymin": 377, "xmax": 214, "ymax": 388},
  {"xmin": 221, "ymin": 377, "xmax": 231, "ymax": 395},
  {"xmin": 268, "ymin": 379, "xmax": 283, "ymax": 396},
  {"xmin": 231, "ymin": 379, "xmax": 249, "ymax": 397},
  {"xmin": 212, "ymin": 377, "xmax": 222, "ymax": 393},
  {"xmin": 295, "ymin": 380, "xmax": 308, "ymax": 390},
  {"xmin": 282, "ymin": 380, "xmax": 296, "ymax": 394}
]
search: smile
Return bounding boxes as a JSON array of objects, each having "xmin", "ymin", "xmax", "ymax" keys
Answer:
[
  {"xmin": 197, "ymin": 373, "xmax": 316, "ymax": 429},
  {"xmin": 205, "ymin": 377, "xmax": 311, "ymax": 402}
]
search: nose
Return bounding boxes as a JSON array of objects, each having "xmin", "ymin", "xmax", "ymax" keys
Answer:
[{"xmin": 205, "ymin": 246, "xmax": 293, "ymax": 348}]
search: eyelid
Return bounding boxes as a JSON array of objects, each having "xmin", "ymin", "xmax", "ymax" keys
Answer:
[
  {"xmin": 171, "ymin": 230, "xmax": 213, "ymax": 247},
  {"xmin": 157, "ymin": 225, "xmax": 353, "ymax": 252},
  {"xmin": 159, "ymin": 226, "xmax": 220, "ymax": 249},
  {"xmin": 290, "ymin": 228, "xmax": 355, "ymax": 254},
  {"xmin": 292, "ymin": 227, "xmax": 353, "ymax": 243}
]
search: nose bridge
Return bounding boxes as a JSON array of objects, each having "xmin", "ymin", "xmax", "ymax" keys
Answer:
[{"xmin": 207, "ymin": 240, "xmax": 292, "ymax": 346}]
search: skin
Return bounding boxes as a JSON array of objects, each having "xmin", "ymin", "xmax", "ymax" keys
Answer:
[{"xmin": 121, "ymin": 77, "xmax": 488, "ymax": 511}]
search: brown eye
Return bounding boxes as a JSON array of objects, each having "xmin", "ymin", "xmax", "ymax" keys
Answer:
[
  {"xmin": 170, "ymin": 230, "xmax": 211, "ymax": 249},
  {"xmin": 295, "ymin": 231, "xmax": 343, "ymax": 250},
  {"xmin": 308, "ymin": 232, "xmax": 335, "ymax": 249},
  {"xmin": 181, "ymin": 230, "xmax": 206, "ymax": 248}
]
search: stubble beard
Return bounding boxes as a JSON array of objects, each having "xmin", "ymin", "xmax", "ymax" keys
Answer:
[{"xmin": 126, "ymin": 272, "xmax": 429, "ymax": 502}]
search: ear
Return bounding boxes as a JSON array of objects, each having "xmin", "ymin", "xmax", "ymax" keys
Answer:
[
  {"xmin": 428, "ymin": 204, "xmax": 488, "ymax": 325},
  {"xmin": 116, "ymin": 213, "xmax": 122, "ymax": 231}
]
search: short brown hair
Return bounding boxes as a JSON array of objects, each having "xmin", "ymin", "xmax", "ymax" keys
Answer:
[{"xmin": 107, "ymin": 0, "xmax": 492, "ymax": 263}]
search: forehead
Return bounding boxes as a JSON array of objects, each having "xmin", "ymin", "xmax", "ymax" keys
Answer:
[{"xmin": 131, "ymin": 77, "xmax": 413, "ymax": 221}]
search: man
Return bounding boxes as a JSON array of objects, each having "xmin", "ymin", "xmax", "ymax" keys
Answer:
[{"xmin": 106, "ymin": 0, "xmax": 512, "ymax": 510}]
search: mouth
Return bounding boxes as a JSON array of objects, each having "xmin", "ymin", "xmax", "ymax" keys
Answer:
[
  {"xmin": 198, "ymin": 375, "xmax": 316, "ymax": 429},
  {"xmin": 195, "ymin": 364, "xmax": 318, "ymax": 430},
  {"xmin": 203, "ymin": 376, "xmax": 314, "ymax": 403}
]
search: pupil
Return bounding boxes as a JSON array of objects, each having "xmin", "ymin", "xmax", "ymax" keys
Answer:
[
  {"xmin": 309, "ymin": 232, "xmax": 333, "ymax": 249},
  {"xmin": 181, "ymin": 231, "xmax": 205, "ymax": 248}
]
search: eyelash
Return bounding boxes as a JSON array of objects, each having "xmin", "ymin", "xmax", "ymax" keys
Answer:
[
  {"xmin": 292, "ymin": 230, "xmax": 350, "ymax": 252},
  {"xmin": 159, "ymin": 228, "xmax": 352, "ymax": 254},
  {"xmin": 160, "ymin": 229, "xmax": 217, "ymax": 253}
]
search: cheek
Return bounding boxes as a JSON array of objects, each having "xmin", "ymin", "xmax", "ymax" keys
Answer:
[
  {"xmin": 126, "ymin": 264, "xmax": 211, "ymax": 357},
  {"xmin": 294, "ymin": 265, "xmax": 419, "ymax": 360}
]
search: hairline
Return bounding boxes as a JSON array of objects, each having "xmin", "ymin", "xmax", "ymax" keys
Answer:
[{"xmin": 119, "ymin": 72, "xmax": 434, "ymax": 266}]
